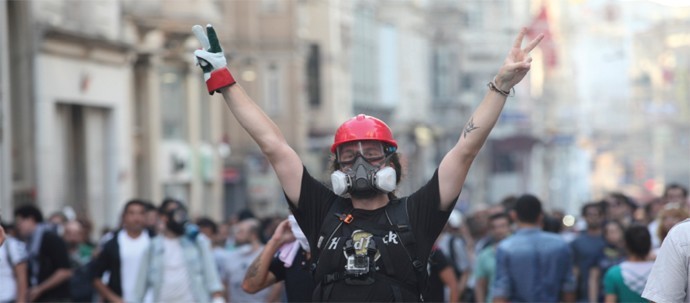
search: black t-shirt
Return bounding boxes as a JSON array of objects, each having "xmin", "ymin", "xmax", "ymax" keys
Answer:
[
  {"xmin": 268, "ymin": 246, "xmax": 315, "ymax": 302},
  {"xmin": 91, "ymin": 230, "xmax": 123, "ymax": 297},
  {"xmin": 287, "ymin": 167, "xmax": 454, "ymax": 302},
  {"xmin": 29, "ymin": 231, "xmax": 72, "ymax": 302}
]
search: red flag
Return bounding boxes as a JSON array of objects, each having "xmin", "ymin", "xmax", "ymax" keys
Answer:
[{"xmin": 527, "ymin": 5, "xmax": 557, "ymax": 69}]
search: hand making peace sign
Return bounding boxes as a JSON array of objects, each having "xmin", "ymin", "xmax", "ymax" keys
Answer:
[{"xmin": 495, "ymin": 28, "xmax": 545, "ymax": 92}]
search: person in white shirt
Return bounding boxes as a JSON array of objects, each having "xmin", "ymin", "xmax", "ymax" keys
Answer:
[
  {"xmin": 0, "ymin": 226, "xmax": 29, "ymax": 303},
  {"xmin": 197, "ymin": 217, "xmax": 231, "ymax": 280},
  {"xmin": 648, "ymin": 183, "xmax": 688, "ymax": 249},
  {"xmin": 92, "ymin": 199, "xmax": 153, "ymax": 303},
  {"xmin": 642, "ymin": 219, "xmax": 690, "ymax": 303},
  {"xmin": 134, "ymin": 198, "xmax": 224, "ymax": 303}
]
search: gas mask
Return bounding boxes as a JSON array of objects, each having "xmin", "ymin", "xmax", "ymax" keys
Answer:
[
  {"xmin": 166, "ymin": 208, "xmax": 190, "ymax": 236},
  {"xmin": 331, "ymin": 155, "xmax": 397, "ymax": 199}
]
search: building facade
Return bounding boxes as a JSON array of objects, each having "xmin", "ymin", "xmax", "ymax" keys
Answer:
[{"xmin": 2, "ymin": 0, "xmax": 228, "ymax": 233}]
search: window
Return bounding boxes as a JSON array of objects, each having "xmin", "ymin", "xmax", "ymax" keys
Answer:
[
  {"xmin": 432, "ymin": 48, "xmax": 453, "ymax": 102},
  {"xmin": 307, "ymin": 44, "xmax": 321, "ymax": 107},
  {"xmin": 261, "ymin": 0, "xmax": 282, "ymax": 13},
  {"xmin": 160, "ymin": 66, "xmax": 188, "ymax": 140},
  {"xmin": 263, "ymin": 62, "xmax": 282, "ymax": 115},
  {"xmin": 460, "ymin": 74, "xmax": 473, "ymax": 91},
  {"xmin": 352, "ymin": 6, "xmax": 378, "ymax": 106},
  {"xmin": 378, "ymin": 24, "xmax": 398, "ymax": 107}
]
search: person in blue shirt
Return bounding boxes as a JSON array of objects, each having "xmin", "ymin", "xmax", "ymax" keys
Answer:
[
  {"xmin": 492, "ymin": 194, "xmax": 576, "ymax": 303},
  {"xmin": 571, "ymin": 202, "xmax": 606, "ymax": 302}
]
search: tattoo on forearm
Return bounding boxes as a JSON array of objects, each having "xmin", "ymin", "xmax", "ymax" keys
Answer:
[
  {"xmin": 463, "ymin": 117, "xmax": 479, "ymax": 138},
  {"xmin": 246, "ymin": 259, "xmax": 261, "ymax": 279}
]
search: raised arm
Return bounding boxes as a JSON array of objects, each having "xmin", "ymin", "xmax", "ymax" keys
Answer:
[
  {"xmin": 193, "ymin": 25, "xmax": 303, "ymax": 204},
  {"xmin": 438, "ymin": 28, "xmax": 544, "ymax": 209},
  {"xmin": 242, "ymin": 219, "xmax": 295, "ymax": 293}
]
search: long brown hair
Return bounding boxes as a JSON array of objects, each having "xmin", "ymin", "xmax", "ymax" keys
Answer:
[{"xmin": 657, "ymin": 204, "xmax": 689, "ymax": 243}]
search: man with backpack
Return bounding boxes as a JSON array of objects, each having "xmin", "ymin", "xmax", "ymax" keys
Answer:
[
  {"xmin": 91, "ymin": 199, "xmax": 155, "ymax": 303},
  {"xmin": 191, "ymin": 24, "xmax": 543, "ymax": 301},
  {"xmin": 14, "ymin": 205, "xmax": 72, "ymax": 302}
]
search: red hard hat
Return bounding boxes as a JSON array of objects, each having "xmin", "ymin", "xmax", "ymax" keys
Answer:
[{"xmin": 331, "ymin": 114, "xmax": 397, "ymax": 153}]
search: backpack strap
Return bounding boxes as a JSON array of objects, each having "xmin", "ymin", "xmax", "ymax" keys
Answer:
[
  {"xmin": 384, "ymin": 197, "xmax": 427, "ymax": 301},
  {"xmin": 314, "ymin": 197, "xmax": 426, "ymax": 301},
  {"xmin": 28, "ymin": 224, "xmax": 49, "ymax": 286},
  {"xmin": 312, "ymin": 197, "xmax": 352, "ymax": 269}
]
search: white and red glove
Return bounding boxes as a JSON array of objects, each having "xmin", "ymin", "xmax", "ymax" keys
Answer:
[{"xmin": 192, "ymin": 24, "xmax": 235, "ymax": 95}]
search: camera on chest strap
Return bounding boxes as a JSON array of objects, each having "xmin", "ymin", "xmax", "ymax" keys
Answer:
[{"xmin": 343, "ymin": 237, "xmax": 377, "ymax": 285}]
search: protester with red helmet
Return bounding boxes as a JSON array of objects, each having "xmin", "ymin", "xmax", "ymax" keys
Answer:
[{"xmin": 192, "ymin": 24, "xmax": 543, "ymax": 301}]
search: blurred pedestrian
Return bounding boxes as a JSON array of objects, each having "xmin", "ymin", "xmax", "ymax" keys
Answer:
[
  {"xmin": 493, "ymin": 194, "xmax": 575, "ymax": 303},
  {"xmin": 14, "ymin": 205, "xmax": 73, "ymax": 302},
  {"xmin": 197, "ymin": 217, "xmax": 231, "ymax": 283},
  {"xmin": 92, "ymin": 199, "xmax": 154, "ymax": 303},
  {"xmin": 424, "ymin": 246, "xmax": 459, "ymax": 303},
  {"xmin": 604, "ymin": 225, "xmax": 654, "ymax": 303},
  {"xmin": 606, "ymin": 193, "xmax": 637, "ymax": 228},
  {"xmin": 64, "ymin": 220, "xmax": 94, "ymax": 268},
  {"xmin": 64, "ymin": 219, "xmax": 96, "ymax": 302},
  {"xmin": 473, "ymin": 212, "xmax": 511, "ymax": 303},
  {"xmin": 655, "ymin": 203, "xmax": 689, "ymax": 246},
  {"xmin": 48, "ymin": 211, "xmax": 68, "ymax": 237},
  {"xmin": 134, "ymin": 199, "xmax": 224, "ymax": 303},
  {"xmin": 260, "ymin": 216, "xmax": 284, "ymax": 244},
  {"xmin": 648, "ymin": 183, "xmax": 688, "ymax": 249},
  {"xmin": 474, "ymin": 197, "xmax": 515, "ymax": 254},
  {"xmin": 0, "ymin": 222, "xmax": 29, "ymax": 303},
  {"xmin": 571, "ymin": 202, "xmax": 606, "ymax": 302},
  {"xmin": 437, "ymin": 210, "xmax": 471, "ymax": 302},
  {"xmin": 642, "ymin": 219, "xmax": 690, "ymax": 302},
  {"xmin": 225, "ymin": 218, "xmax": 279, "ymax": 302},
  {"xmin": 242, "ymin": 216, "xmax": 315, "ymax": 302},
  {"xmin": 589, "ymin": 220, "xmax": 627, "ymax": 302},
  {"xmin": 603, "ymin": 225, "xmax": 653, "ymax": 303},
  {"xmin": 543, "ymin": 214, "xmax": 563, "ymax": 234},
  {"xmin": 663, "ymin": 183, "xmax": 689, "ymax": 206},
  {"xmin": 222, "ymin": 215, "xmax": 239, "ymax": 251},
  {"xmin": 143, "ymin": 201, "xmax": 159, "ymax": 235}
]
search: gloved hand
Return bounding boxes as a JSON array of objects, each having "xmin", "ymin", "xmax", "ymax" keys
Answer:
[{"xmin": 192, "ymin": 24, "xmax": 236, "ymax": 95}]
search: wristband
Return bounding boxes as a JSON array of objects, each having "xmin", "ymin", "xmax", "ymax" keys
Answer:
[{"xmin": 206, "ymin": 67, "xmax": 236, "ymax": 93}]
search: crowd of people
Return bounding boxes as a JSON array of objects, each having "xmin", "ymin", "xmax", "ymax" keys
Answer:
[
  {"xmin": 0, "ymin": 198, "xmax": 297, "ymax": 303},
  {"xmin": 0, "ymin": 182, "xmax": 687, "ymax": 302}
]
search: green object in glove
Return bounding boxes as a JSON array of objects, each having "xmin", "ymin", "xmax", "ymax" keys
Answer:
[{"xmin": 192, "ymin": 24, "xmax": 236, "ymax": 94}]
